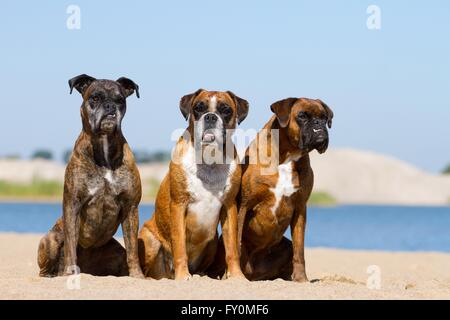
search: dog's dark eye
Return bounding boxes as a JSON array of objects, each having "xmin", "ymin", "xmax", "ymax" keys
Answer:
[
  {"xmin": 297, "ymin": 112, "xmax": 309, "ymax": 120},
  {"xmin": 194, "ymin": 102, "xmax": 207, "ymax": 113},
  {"xmin": 218, "ymin": 103, "xmax": 232, "ymax": 115},
  {"xmin": 90, "ymin": 95, "xmax": 100, "ymax": 103}
]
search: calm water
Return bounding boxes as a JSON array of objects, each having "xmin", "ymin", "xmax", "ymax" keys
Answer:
[{"xmin": 0, "ymin": 203, "xmax": 449, "ymax": 252}]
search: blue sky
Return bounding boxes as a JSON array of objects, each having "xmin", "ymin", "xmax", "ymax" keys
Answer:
[{"xmin": 0, "ymin": 1, "xmax": 449, "ymax": 172}]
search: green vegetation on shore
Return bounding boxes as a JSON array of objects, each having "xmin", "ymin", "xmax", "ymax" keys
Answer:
[
  {"xmin": 0, "ymin": 179, "xmax": 161, "ymax": 203},
  {"xmin": 443, "ymin": 163, "xmax": 450, "ymax": 175},
  {"xmin": 0, "ymin": 179, "xmax": 338, "ymax": 206},
  {"xmin": 0, "ymin": 179, "xmax": 63, "ymax": 200},
  {"xmin": 308, "ymin": 191, "xmax": 337, "ymax": 206},
  {"xmin": 145, "ymin": 178, "xmax": 162, "ymax": 201}
]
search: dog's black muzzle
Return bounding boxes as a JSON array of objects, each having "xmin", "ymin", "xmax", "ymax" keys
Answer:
[{"xmin": 303, "ymin": 123, "xmax": 329, "ymax": 154}]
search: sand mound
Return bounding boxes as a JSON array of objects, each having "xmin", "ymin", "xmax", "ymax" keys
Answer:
[
  {"xmin": 310, "ymin": 149, "xmax": 450, "ymax": 205},
  {"xmin": 0, "ymin": 159, "xmax": 65, "ymax": 183}
]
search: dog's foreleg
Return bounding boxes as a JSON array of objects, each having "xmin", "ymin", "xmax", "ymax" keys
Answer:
[
  {"xmin": 122, "ymin": 205, "xmax": 144, "ymax": 278},
  {"xmin": 62, "ymin": 194, "xmax": 81, "ymax": 275},
  {"xmin": 290, "ymin": 204, "xmax": 308, "ymax": 282},
  {"xmin": 170, "ymin": 201, "xmax": 191, "ymax": 280},
  {"xmin": 236, "ymin": 203, "xmax": 247, "ymax": 256},
  {"xmin": 220, "ymin": 203, "xmax": 245, "ymax": 279}
]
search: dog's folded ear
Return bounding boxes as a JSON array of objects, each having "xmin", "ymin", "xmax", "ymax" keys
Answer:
[
  {"xmin": 117, "ymin": 77, "xmax": 140, "ymax": 98},
  {"xmin": 227, "ymin": 91, "xmax": 249, "ymax": 125},
  {"xmin": 317, "ymin": 99, "xmax": 334, "ymax": 128},
  {"xmin": 68, "ymin": 74, "xmax": 96, "ymax": 95},
  {"xmin": 270, "ymin": 98, "xmax": 298, "ymax": 128},
  {"xmin": 179, "ymin": 89, "xmax": 204, "ymax": 120}
]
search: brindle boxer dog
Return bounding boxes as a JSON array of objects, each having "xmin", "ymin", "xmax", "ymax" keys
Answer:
[
  {"xmin": 208, "ymin": 97, "xmax": 333, "ymax": 281},
  {"xmin": 138, "ymin": 89, "xmax": 248, "ymax": 280},
  {"xmin": 37, "ymin": 74, "xmax": 144, "ymax": 278}
]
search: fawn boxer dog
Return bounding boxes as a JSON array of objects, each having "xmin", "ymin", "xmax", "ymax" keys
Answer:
[
  {"xmin": 37, "ymin": 74, "xmax": 144, "ymax": 278},
  {"xmin": 138, "ymin": 89, "xmax": 248, "ymax": 280},
  {"xmin": 209, "ymin": 97, "xmax": 333, "ymax": 281}
]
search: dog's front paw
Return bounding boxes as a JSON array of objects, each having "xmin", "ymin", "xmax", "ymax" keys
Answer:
[
  {"xmin": 129, "ymin": 268, "xmax": 145, "ymax": 279},
  {"xmin": 291, "ymin": 271, "xmax": 309, "ymax": 283},
  {"xmin": 225, "ymin": 270, "xmax": 247, "ymax": 280},
  {"xmin": 175, "ymin": 270, "xmax": 192, "ymax": 281}
]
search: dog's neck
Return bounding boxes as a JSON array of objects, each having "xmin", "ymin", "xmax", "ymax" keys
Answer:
[
  {"xmin": 83, "ymin": 131, "xmax": 125, "ymax": 170},
  {"xmin": 195, "ymin": 162, "xmax": 231, "ymax": 192},
  {"xmin": 270, "ymin": 117, "xmax": 307, "ymax": 164}
]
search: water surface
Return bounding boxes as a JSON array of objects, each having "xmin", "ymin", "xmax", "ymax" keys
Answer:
[{"xmin": 0, "ymin": 203, "xmax": 449, "ymax": 252}]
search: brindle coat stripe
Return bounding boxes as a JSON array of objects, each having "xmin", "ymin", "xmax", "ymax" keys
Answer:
[{"xmin": 37, "ymin": 75, "xmax": 144, "ymax": 278}]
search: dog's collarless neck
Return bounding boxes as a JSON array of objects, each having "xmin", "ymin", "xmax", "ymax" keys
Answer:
[{"xmin": 85, "ymin": 131, "xmax": 125, "ymax": 170}]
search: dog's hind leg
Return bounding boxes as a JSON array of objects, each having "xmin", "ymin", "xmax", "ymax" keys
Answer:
[
  {"xmin": 37, "ymin": 219, "xmax": 65, "ymax": 277},
  {"xmin": 205, "ymin": 235, "xmax": 226, "ymax": 279},
  {"xmin": 247, "ymin": 237, "xmax": 293, "ymax": 281},
  {"xmin": 76, "ymin": 238, "xmax": 128, "ymax": 276},
  {"xmin": 138, "ymin": 222, "xmax": 169, "ymax": 279}
]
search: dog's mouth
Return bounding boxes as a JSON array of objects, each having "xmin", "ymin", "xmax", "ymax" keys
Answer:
[
  {"xmin": 317, "ymin": 144, "xmax": 327, "ymax": 154},
  {"xmin": 99, "ymin": 114, "xmax": 118, "ymax": 131},
  {"xmin": 313, "ymin": 138, "xmax": 329, "ymax": 154},
  {"xmin": 101, "ymin": 114, "xmax": 118, "ymax": 124},
  {"xmin": 302, "ymin": 130, "xmax": 329, "ymax": 154},
  {"xmin": 104, "ymin": 114, "xmax": 117, "ymax": 120},
  {"xmin": 202, "ymin": 130, "xmax": 216, "ymax": 144}
]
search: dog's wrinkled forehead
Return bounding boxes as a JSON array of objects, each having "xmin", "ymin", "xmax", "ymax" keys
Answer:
[
  {"xmin": 84, "ymin": 80, "xmax": 125, "ymax": 100},
  {"xmin": 191, "ymin": 91, "xmax": 236, "ymax": 112},
  {"xmin": 293, "ymin": 98, "xmax": 327, "ymax": 117}
]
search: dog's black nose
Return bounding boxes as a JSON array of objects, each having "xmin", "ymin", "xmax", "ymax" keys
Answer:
[
  {"xmin": 105, "ymin": 104, "xmax": 116, "ymax": 114},
  {"xmin": 204, "ymin": 113, "xmax": 218, "ymax": 124}
]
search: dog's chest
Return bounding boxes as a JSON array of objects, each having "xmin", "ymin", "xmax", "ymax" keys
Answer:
[
  {"xmin": 269, "ymin": 161, "xmax": 299, "ymax": 215},
  {"xmin": 80, "ymin": 167, "xmax": 135, "ymax": 246},
  {"xmin": 82, "ymin": 167, "xmax": 133, "ymax": 235},
  {"xmin": 87, "ymin": 168, "xmax": 129, "ymax": 200},
  {"xmin": 182, "ymin": 150, "xmax": 235, "ymax": 234}
]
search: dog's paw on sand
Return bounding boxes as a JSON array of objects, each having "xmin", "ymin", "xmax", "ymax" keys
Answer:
[
  {"xmin": 404, "ymin": 283, "xmax": 416, "ymax": 290},
  {"xmin": 27, "ymin": 277, "xmax": 41, "ymax": 283},
  {"xmin": 223, "ymin": 277, "xmax": 249, "ymax": 284},
  {"xmin": 318, "ymin": 273, "xmax": 361, "ymax": 285}
]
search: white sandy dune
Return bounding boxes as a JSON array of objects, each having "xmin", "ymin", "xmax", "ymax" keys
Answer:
[{"xmin": 310, "ymin": 149, "xmax": 450, "ymax": 205}]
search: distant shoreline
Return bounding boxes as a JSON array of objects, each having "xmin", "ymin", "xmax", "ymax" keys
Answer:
[
  {"xmin": 2, "ymin": 148, "xmax": 450, "ymax": 205},
  {"xmin": 0, "ymin": 197, "xmax": 156, "ymax": 205},
  {"xmin": 1, "ymin": 197, "xmax": 449, "ymax": 208}
]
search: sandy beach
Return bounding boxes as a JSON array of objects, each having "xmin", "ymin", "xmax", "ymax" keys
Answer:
[{"xmin": 1, "ymin": 233, "xmax": 449, "ymax": 300}]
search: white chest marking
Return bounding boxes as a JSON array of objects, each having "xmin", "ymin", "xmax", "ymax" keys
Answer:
[
  {"xmin": 269, "ymin": 161, "xmax": 298, "ymax": 215},
  {"xmin": 88, "ymin": 186, "xmax": 99, "ymax": 196},
  {"xmin": 104, "ymin": 170, "xmax": 114, "ymax": 184},
  {"xmin": 189, "ymin": 191, "xmax": 222, "ymax": 229},
  {"xmin": 182, "ymin": 144, "xmax": 235, "ymax": 231}
]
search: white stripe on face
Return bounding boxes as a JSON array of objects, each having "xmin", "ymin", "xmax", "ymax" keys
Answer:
[{"xmin": 209, "ymin": 95, "xmax": 217, "ymax": 112}]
